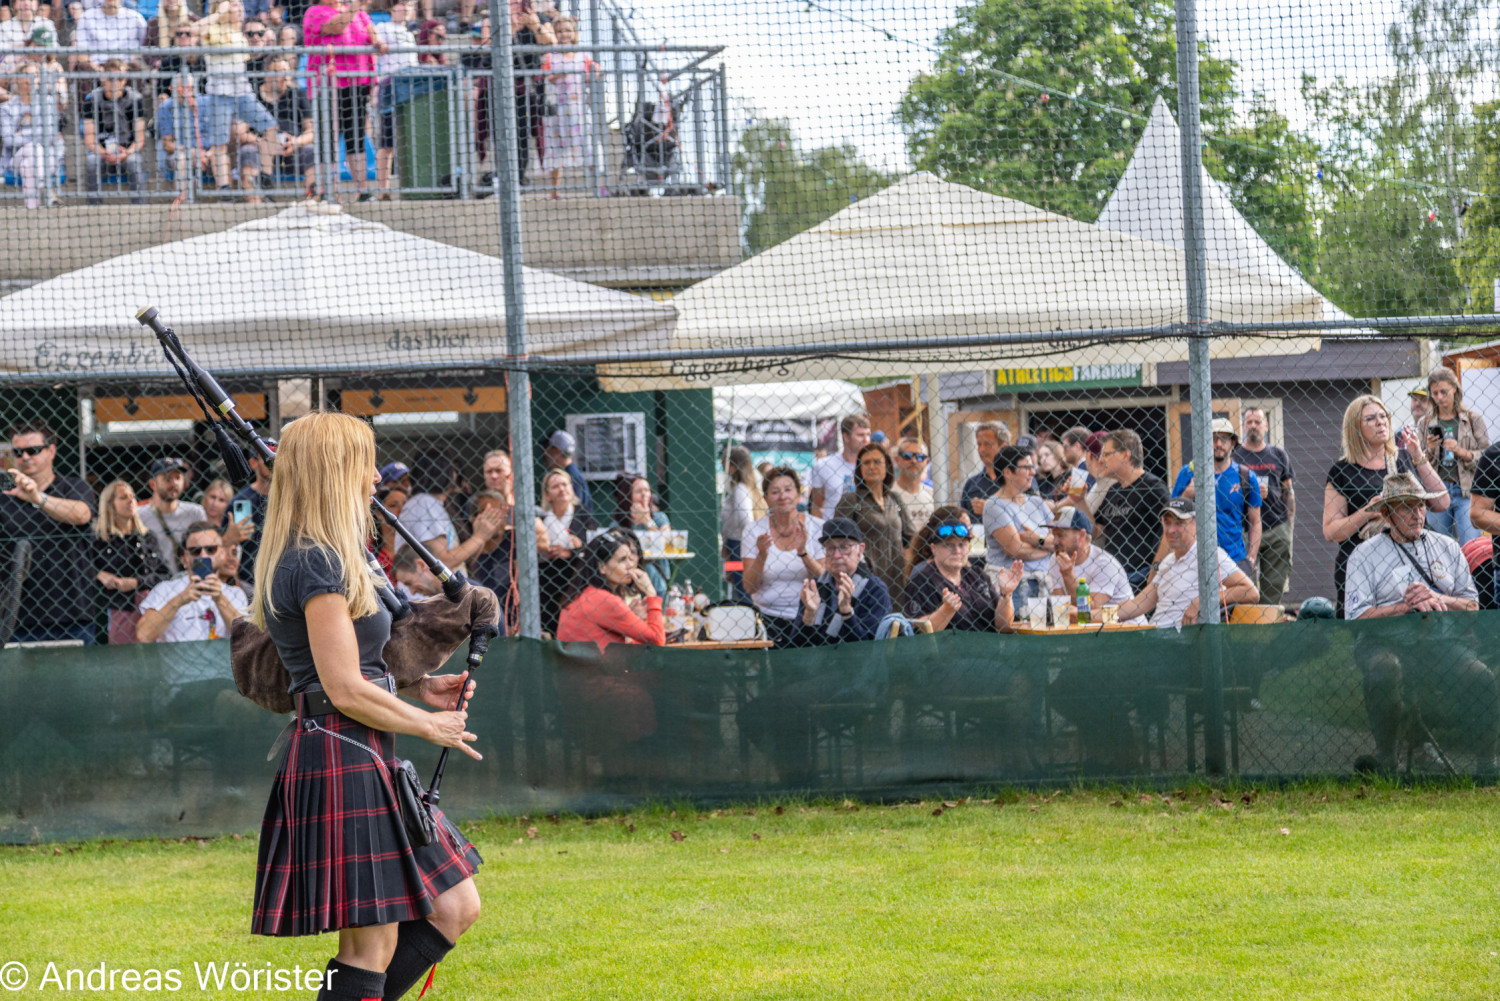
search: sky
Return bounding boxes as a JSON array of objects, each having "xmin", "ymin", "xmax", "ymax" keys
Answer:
[{"xmin": 605, "ymin": 0, "xmax": 1475, "ymax": 171}]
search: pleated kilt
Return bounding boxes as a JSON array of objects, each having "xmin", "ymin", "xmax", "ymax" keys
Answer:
[{"xmin": 251, "ymin": 706, "xmax": 482, "ymax": 937}]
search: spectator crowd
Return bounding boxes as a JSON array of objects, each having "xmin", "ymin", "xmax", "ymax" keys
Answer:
[{"xmin": 0, "ymin": 0, "xmax": 608, "ymax": 203}]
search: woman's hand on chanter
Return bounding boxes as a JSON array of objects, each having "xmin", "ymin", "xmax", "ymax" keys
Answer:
[
  {"xmin": 415, "ymin": 672, "xmax": 476, "ymax": 711},
  {"xmin": 426, "ymin": 708, "xmax": 482, "ymax": 760}
]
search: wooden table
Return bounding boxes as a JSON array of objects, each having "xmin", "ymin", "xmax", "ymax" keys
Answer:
[
  {"xmin": 1012, "ymin": 623, "xmax": 1156, "ymax": 635},
  {"xmin": 671, "ymin": 639, "xmax": 775, "ymax": 650}
]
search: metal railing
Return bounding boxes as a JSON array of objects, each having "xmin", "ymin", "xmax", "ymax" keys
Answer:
[{"xmin": 0, "ymin": 42, "xmax": 730, "ymax": 204}]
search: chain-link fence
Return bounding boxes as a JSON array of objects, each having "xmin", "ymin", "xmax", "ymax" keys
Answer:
[{"xmin": 5, "ymin": 0, "xmax": 1500, "ymax": 834}]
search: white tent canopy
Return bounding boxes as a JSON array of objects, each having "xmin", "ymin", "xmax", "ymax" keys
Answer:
[
  {"xmin": 0, "ymin": 204, "xmax": 677, "ymax": 378},
  {"xmin": 602, "ymin": 172, "xmax": 1325, "ymax": 391},
  {"xmin": 1096, "ymin": 96, "xmax": 1350, "ymax": 329},
  {"xmin": 713, "ymin": 379, "xmax": 865, "ymax": 424}
]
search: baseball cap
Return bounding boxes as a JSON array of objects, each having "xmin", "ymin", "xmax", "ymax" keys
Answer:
[
  {"xmin": 27, "ymin": 24, "xmax": 56, "ymax": 46},
  {"xmin": 548, "ymin": 429, "xmax": 576, "ymax": 454},
  {"xmin": 1015, "ymin": 433, "xmax": 1038, "ymax": 453},
  {"xmin": 1211, "ymin": 417, "xmax": 1237, "ymax": 439},
  {"xmin": 1084, "ymin": 430, "xmax": 1108, "ymax": 458},
  {"xmin": 1043, "ymin": 505, "xmax": 1092, "ymax": 533},
  {"xmin": 819, "ymin": 517, "xmax": 863, "ymax": 544},
  {"xmin": 149, "ymin": 456, "xmax": 189, "ymax": 477},
  {"xmin": 1162, "ymin": 497, "xmax": 1195, "ymax": 520},
  {"xmin": 1408, "ymin": 386, "xmax": 1430, "ymax": 398},
  {"xmin": 379, "ymin": 461, "xmax": 410, "ymax": 485}
]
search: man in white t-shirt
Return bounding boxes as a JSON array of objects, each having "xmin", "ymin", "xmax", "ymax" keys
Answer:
[
  {"xmin": 137, "ymin": 522, "xmax": 248, "ymax": 643},
  {"xmin": 891, "ymin": 435, "xmax": 935, "ymax": 529},
  {"xmin": 70, "ymin": 0, "xmax": 145, "ymax": 68},
  {"xmin": 1115, "ymin": 498, "xmax": 1258, "ymax": 629},
  {"xmin": 1044, "ymin": 505, "xmax": 1141, "ymax": 621},
  {"xmin": 808, "ymin": 413, "xmax": 870, "ymax": 519}
]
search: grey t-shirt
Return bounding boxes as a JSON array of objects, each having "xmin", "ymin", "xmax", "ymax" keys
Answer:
[
  {"xmin": 983, "ymin": 493, "xmax": 1052, "ymax": 574},
  {"xmin": 139, "ymin": 501, "xmax": 207, "ymax": 568},
  {"xmin": 1344, "ymin": 530, "xmax": 1475, "ymax": 620},
  {"xmin": 264, "ymin": 545, "xmax": 392, "ymax": 694}
]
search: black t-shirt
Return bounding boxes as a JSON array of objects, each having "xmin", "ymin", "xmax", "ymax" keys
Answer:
[
  {"xmin": 1431, "ymin": 416, "xmax": 1462, "ymax": 483},
  {"xmin": 903, "ymin": 560, "xmax": 998, "ymax": 633},
  {"xmin": 1093, "ymin": 470, "xmax": 1169, "ymax": 578},
  {"xmin": 225, "ymin": 484, "xmax": 269, "ymax": 583},
  {"xmin": 1233, "ymin": 444, "xmax": 1295, "ymax": 528},
  {"xmin": 82, "ymin": 86, "xmax": 145, "ymax": 144},
  {"xmin": 261, "ymin": 86, "xmax": 312, "ymax": 138},
  {"xmin": 1471, "ymin": 443, "xmax": 1500, "ymax": 502},
  {"xmin": 264, "ymin": 545, "xmax": 392, "ymax": 694},
  {"xmin": 0, "ymin": 475, "xmax": 97, "ymax": 629}
]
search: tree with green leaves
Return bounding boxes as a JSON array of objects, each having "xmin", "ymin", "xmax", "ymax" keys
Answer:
[
  {"xmin": 895, "ymin": 0, "xmax": 1237, "ymax": 223},
  {"xmin": 1459, "ymin": 101, "xmax": 1500, "ymax": 311},
  {"xmin": 1304, "ymin": 0, "xmax": 1489, "ymax": 316},
  {"xmin": 732, "ymin": 118, "xmax": 893, "ymax": 256}
]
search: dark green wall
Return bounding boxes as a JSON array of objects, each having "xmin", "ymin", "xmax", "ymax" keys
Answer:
[{"xmin": 531, "ymin": 373, "xmax": 720, "ymax": 599}]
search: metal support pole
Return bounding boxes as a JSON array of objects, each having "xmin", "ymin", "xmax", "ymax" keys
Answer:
[
  {"xmin": 490, "ymin": 0, "xmax": 540, "ymax": 642},
  {"xmin": 925, "ymin": 373, "xmax": 950, "ymax": 505},
  {"xmin": 716, "ymin": 64, "xmax": 730, "ymax": 193},
  {"xmin": 1176, "ymin": 0, "xmax": 1226, "ymax": 775}
]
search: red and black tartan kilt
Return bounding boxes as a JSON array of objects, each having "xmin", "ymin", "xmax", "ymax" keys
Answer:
[{"xmin": 251, "ymin": 711, "xmax": 482, "ymax": 937}]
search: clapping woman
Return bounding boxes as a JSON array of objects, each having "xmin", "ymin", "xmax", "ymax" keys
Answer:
[{"xmin": 741, "ymin": 466, "xmax": 825, "ymax": 647}]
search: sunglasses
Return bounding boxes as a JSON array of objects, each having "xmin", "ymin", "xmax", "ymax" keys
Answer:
[
  {"xmin": 897, "ymin": 450, "xmax": 929, "ymax": 462},
  {"xmin": 935, "ymin": 524, "xmax": 972, "ymax": 540},
  {"xmin": 245, "ymin": 28, "xmax": 266, "ymax": 36},
  {"xmin": 12, "ymin": 444, "xmax": 49, "ymax": 457},
  {"xmin": 186, "ymin": 545, "xmax": 219, "ymax": 556}
]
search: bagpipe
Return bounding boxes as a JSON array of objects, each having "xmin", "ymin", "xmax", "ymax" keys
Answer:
[{"xmin": 134, "ymin": 306, "xmax": 500, "ymax": 813}]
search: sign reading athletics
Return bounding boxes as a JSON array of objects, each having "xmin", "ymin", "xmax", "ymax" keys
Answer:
[{"xmin": 995, "ymin": 364, "xmax": 1143, "ymax": 393}]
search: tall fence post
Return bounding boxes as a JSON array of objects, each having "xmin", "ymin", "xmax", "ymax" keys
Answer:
[
  {"xmin": 1176, "ymin": 0, "xmax": 1226, "ymax": 774},
  {"xmin": 489, "ymin": 0, "xmax": 540, "ymax": 644}
]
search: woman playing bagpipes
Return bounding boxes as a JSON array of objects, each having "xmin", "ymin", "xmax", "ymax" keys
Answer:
[{"xmin": 249, "ymin": 411, "xmax": 483, "ymax": 1001}]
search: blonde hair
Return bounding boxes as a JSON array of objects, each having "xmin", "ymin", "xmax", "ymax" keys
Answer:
[
  {"xmin": 540, "ymin": 468, "xmax": 575, "ymax": 508},
  {"xmin": 94, "ymin": 479, "xmax": 148, "ymax": 539},
  {"xmin": 1341, "ymin": 394, "xmax": 1397, "ymax": 465},
  {"xmin": 251, "ymin": 411, "xmax": 380, "ymax": 627}
]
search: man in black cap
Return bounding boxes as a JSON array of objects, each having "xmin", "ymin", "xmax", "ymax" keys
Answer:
[
  {"xmin": 737, "ymin": 517, "xmax": 891, "ymax": 786},
  {"xmin": 139, "ymin": 456, "xmax": 206, "ymax": 568},
  {"xmin": 791, "ymin": 517, "xmax": 892, "ymax": 646}
]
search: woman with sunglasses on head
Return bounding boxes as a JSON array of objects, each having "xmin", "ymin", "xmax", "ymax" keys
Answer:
[
  {"xmin": 742, "ymin": 466, "xmax": 825, "ymax": 648},
  {"xmin": 249, "ymin": 412, "xmax": 482, "ymax": 1001},
  {"xmin": 904, "ymin": 516, "xmax": 1022, "ymax": 634}
]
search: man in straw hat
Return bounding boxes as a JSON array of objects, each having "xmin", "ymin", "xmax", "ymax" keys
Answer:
[{"xmin": 1345, "ymin": 472, "xmax": 1495, "ymax": 774}]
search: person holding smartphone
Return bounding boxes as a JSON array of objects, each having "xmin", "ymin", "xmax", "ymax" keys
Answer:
[
  {"xmin": 136, "ymin": 521, "xmax": 248, "ymax": 642},
  {"xmin": 226, "ymin": 450, "xmax": 271, "ymax": 583}
]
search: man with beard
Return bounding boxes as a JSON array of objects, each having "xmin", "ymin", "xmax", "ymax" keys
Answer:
[
  {"xmin": 1171, "ymin": 417, "xmax": 1262, "ymax": 580},
  {"xmin": 1233, "ymin": 407, "xmax": 1295, "ymax": 605},
  {"xmin": 138, "ymin": 457, "xmax": 207, "ymax": 568}
]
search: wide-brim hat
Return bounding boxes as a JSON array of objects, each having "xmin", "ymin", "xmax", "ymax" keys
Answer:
[
  {"xmin": 1372, "ymin": 471, "xmax": 1445, "ymax": 510},
  {"xmin": 1210, "ymin": 417, "xmax": 1237, "ymax": 439}
]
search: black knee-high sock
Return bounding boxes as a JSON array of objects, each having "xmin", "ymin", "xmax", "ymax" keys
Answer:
[
  {"xmin": 317, "ymin": 959, "xmax": 386, "ymax": 1001},
  {"xmin": 382, "ymin": 919, "xmax": 455, "ymax": 1000}
]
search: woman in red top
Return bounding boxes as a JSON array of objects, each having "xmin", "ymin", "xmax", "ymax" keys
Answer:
[{"xmin": 555, "ymin": 530, "xmax": 664, "ymax": 766}]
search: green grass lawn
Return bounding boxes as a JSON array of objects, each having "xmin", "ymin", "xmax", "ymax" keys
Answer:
[{"xmin": 4, "ymin": 784, "xmax": 1500, "ymax": 1000}]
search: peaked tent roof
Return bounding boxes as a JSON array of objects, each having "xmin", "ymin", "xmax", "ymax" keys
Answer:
[
  {"xmin": 602, "ymin": 172, "xmax": 1324, "ymax": 391},
  {"xmin": 0, "ymin": 204, "xmax": 677, "ymax": 379},
  {"xmin": 1097, "ymin": 95, "xmax": 1349, "ymax": 327}
]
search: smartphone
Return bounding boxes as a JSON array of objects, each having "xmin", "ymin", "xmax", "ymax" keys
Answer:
[
  {"xmin": 0, "ymin": 470, "xmax": 13, "ymax": 491},
  {"xmin": 232, "ymin": 498, "xmax": 253, "ymax": 524},
  {"xmin": 193, "ymin": 556, "xmax": 214, "ymax": 580}
]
